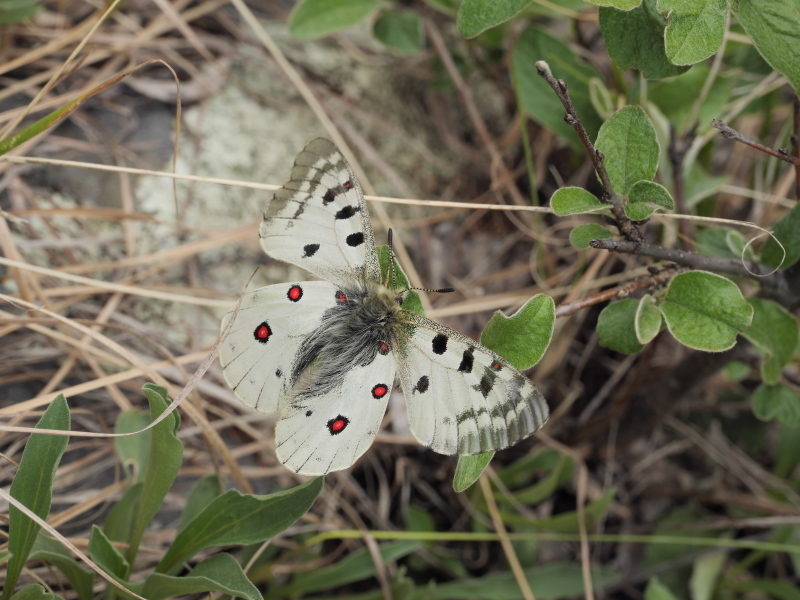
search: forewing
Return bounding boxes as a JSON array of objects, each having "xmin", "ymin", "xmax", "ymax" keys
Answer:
[
  {"xmin": 259, "ymin": 138, "xmax": 381, "ymax": 285},
  {"xmin": 395, "ymin": 312, "xmax": 548, "ymax": 455},
  {"xmin": 274, "ymin": 350, "xmax": 396, "ymax": 475},
  {"xmin": 220, "ymin": 281, "xmax": 337, "ymax": 414}
]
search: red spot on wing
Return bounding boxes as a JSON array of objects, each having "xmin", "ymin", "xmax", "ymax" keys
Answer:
[
  {"xmin": 371, "ymin": 384, "xmax": 389, "ymax": 399},
  {"xmin": 327, "ymin": 415, "xmax": 349, "ymax": 435},
  {"xmin": 335, "ymin": 290, "xmax": 347, "ymax": 303},
  {"xmin": 343, "ymin": 180, "xmax": 353, "ymax": 190},
  {"xmin": 491, "ymin": 362, "xmax": 502, "ymax": 371},
  {"xmin": 287, "ymin": 285, "xmax": 303, "ymax": 302},
  {"xmin": 378, "ymin": 341, "xmax": 390, "ymax": 355},
  {"xmin": 253, "ymin": 321, "xmax": 271, "ymax": 344}
]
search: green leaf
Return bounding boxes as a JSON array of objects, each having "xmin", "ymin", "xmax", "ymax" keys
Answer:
[
  {"xmin": 585, "ymin": 0, "xmax": 641, "ymax": 7},
  {"xmin": 645, "ymin": 578, "xmax": 681, "ymax": 600},
  {"xmin": 659, "ymin": 0, "xmax": 727, "ymax": 65},
  {"xmin": 9, "ymin": 586, "xmax": 62, "ymax": 600},
  {"xmin": 689, "ymin": 548, "xmax": 727, "ymax": 600},
  {"xmin": 158, "ymin": 477, "xmax": 324, "ymax": 574},
  {"xmin": 660, "ymin": 271, "xmax": 753, "ymax": 352},
  {"xmin": 625, "ymin": 180, "xmax": 674, "ymax": 220},
  {"xmin": 595, "ymin": 106, "xmax": 660, "ymax": 195},
  {"xmin": 103, "ymin": 482, "xmax": 142, "ymax": 544},
  {"xmin": 569, "ymin": 223, "xmax": 615, "ymax": 248},
  {"xmin": 142, "ymin": 553, "xmax": 262, "ymax": 600},
  {"xmin": 178, "ymin": 475, "xmax": 222, "ymax": 533},
  {"xmin": 588, "ymin": 77, "xmax": 616, "ymax": 120},
  {"xmin": 265, "ymin": 540, "xmax": 421, "ymax": 599},
  {"xmin": 599, "ymin": 0, "xmax": 691, "ymax": 79},
  {"xmin": 480, "ymin": 294, "xmax": 555, "ymax": 370},
  {"xmin": 430, "ymin": 562, "xmax": 619, "ymax": 599},
  {"xmin": 373, "ymin": 10, "xmax": 424, "ymax": 54},
  {"xmin": 376, "ymin": 245, "xmax": 423, "ymax": 317},
  {"xmin": 550, "ymin": 187, "xmax": 606, "ymax": 216},
  {"xmin": 511, "ymin": 451, "xmax": 575, "ymax": 505},
  {"xmin": 752, "ymin": 384, "xmax": 800, "ymax": 426},
  {"xmin": 457, "ymin": 0, "xmax": 533, "ymax": 38},
  {"xmin": 635, "ymin": 294, "xmax": 663, "ymax": 344},
  {"xmin": 649, "ymin": 66, "xmax": 739, "ymax": 131},
  {"xmin": 405, "ymin": 505, "xmax": 436, "ymax": 531},
  {"xmin": 422, "ymin": 0, "xmax": 459, "ymax": 16},
  {"xmin": 731, "ymin": 579, "xmax": 800, "ymax": 600},
  {"xmin": 695, "ymin": 227, "xmax": 753, "ymax": 259},
  {"xmin": 29, "ymin": 536, "xmax": 94, "ymax": 600},
  {"xmin": 288, "ymin": 0, "xmax": 379, "ymax": 39},
  {"xmin": 114, "ymin": 410, "xmax": 151, "ymax": 483},
  {"xmin": 89, "ymin": 524, "xmax": 129, "ymax": 578},
  {"xmin": 684, "ymin": 163, "xmax": 729, "ymax": 206},
  {"xmin": 762, "ymin": 203, "xmax": 800, "ymax": 270},
  {"xmin": 127, "ymin": 384, "xmax": 183, "ymax": 565},
  {"xmin": 743, "ymin": 299, "xmax": 799, "ymax": 384},
  {"xmin": 598, "ymin": 299, "xmax": 644, "ymax": 354},
  {"xmin": 0, "ymin": 0, "xmax": 40, "ymax": 25},
  {"xmin": 511, "ymin": 26, "xmax": 602, "ymax": 152},
  {"xmin": 732, "ymin": 0, "xmax": 800, "ymax": 94},
  {"xmin": 724, "ymin": 360, "xmax": 750, "ymax": 382},
  {"xmin": 453, "ymin": 453, "xmax": 495, "ymax": 492},
  {"xmin": 5, "ymin": 395, "xmax": 70, "ymax": 600}
]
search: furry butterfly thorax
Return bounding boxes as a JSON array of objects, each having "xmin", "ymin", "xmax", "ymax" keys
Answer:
[{"xmin": 220, "ymin": 138, "xmax": 549, "ymax": 476}]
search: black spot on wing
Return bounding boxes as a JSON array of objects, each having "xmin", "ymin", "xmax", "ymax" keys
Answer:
[
  {"xmin": 335, "ymin": 205, "xmax": 358, "ymax": 219},
  {"xmin": 346, "ymin": 232, "xmax": 365, "ymax": 247},
  {"xmin": 432, "ymin": 333, "xmax": 448, "ymax": 355},
  {"xmin": 414, "ymin": 375, "xmax": 429, "ymax": 394},
  {"xmin": 458, "ymin": 347, "xmax": 474, "ymax": 372},
  {"xmin": 303, "ymin": 244, "xmax": 320, "ymax": 257},
  {"xmin": 474, "ymin": 368, "xmax": 496, "ymax": 399},
  {"xmin": 323, "ymin": 189, "xmax": 336, "ymax": 205}
]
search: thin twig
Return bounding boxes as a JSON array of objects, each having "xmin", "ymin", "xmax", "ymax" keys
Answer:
[
  {"xmin": 668, "ymin": 122, "xmax": 696, "ymax": 251},
  {"xmin": 712, "ymin": 119, "xmax": 800, "ymax": 166},
  {"xmin": 535, "ymin": 61, "xmax": 643, "ymax": 243}
]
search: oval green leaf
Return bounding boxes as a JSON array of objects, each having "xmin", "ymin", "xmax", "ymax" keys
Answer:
[
  {"xmin": 8, "ymin": 586, "xmax": 63, "ymax": 600},
  {"xmin": 113, "ymin": 410, "xmax": 151, "ymax": 483},
  {"xmin": 659, "ymin": 0, "xmax": 727, "ymax": 66},
  {"xmin": 660, "ymin": 271, "xmax": 753, "ymax": 352},
  {"xmin": 457, "ymin": 0, "xmax": 533, "ymax": 38},
  {"xmin": 597, "ymin": 299, "xmax": 644, "ymax": 354},
  {"xmin": 596, "ymin": 106, "xmax": 660, "ymax": 195},
  {"xmin": 480, "ymin": 294, "xmax": 556, "ymax": 370},
  {"xmin": 373, "ymin": 10, "xmax": 424, "ymax": 54},
  {"xmin": 761, "ymin": 203, "xmax": 800, "ymax": 270},
  {"xmin": 752, "ymin": 384, "xmax": 800, "ymax": 426},
  {"xmin": 742, "ymin": 298, "xmax": 799, "ymax": 385},
  {"xmin": 733, "ymin": 0, "xmax": 800, "ymax": 94},
  {"xmin": 88, "ymin": 525, "xmax": 129, "ymax": 579},
  {"xmin": 550, "ymin": 187, "xmax": 606, "ymax": 216},
  {"xmin": 635, "ymin": 294, "xmax": 663, "ymax": 344},
  {"xmin": 5, "ymin": 395, "xmax": 70, "ymax": 600},
  {"xmin": 625, "ymin": 180, "xmax": 674, "ymax": 220},
  {"xmin": 288, "ymin": 0, "xmax": 379, "ymax": 40},
  {"xmin": 142, "ymin": 554, "xmax": 262, "ymax": 600},
  {"xmin": 569, "ymin": 223, "xmax": 615, "ymax": 248},
  {"xmin": 599, "ymin": 0, "xmax": 690, "ymax": 79},
  {"xmin": 157, "ymin": 477, "xmax": 324, "ymax": 574},
  {"xmin": 453, "ymin": 453, "xmax": 495, "ymax": 492}
]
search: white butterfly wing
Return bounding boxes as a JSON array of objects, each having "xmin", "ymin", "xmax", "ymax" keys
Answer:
[
  {"xmin": 219, "ymin": 281, "xmax": 338, "ymax": 414},
  {"xmin": 396, "ymin": 312, "xmax": 548, "ymax": 455},
  {"xmin": 259, "ymin": 138, "xmax": 381, "ymax": 286},
  {"xmin": 274, "ymin": 350, "xmax": 396, "ymax": 475}
]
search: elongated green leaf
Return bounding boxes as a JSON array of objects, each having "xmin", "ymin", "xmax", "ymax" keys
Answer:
[
  {"xmin": 762, "ymin": 203, "xmax": 800, "ymax": 270},
  {"xmin": 512, "ymin": 26, "xmax": 602, "ymax": 151},
  {"xmin": 9, "ymin": 586, "xmax": 62, "ymax": 600},
  {"xmin": 589, "ymin": 77, "xmax": 616, "ymax": 120},
  {"xmin": 265, "ymin": 540, "xmax": 421, "ymax": 599},
  {"xmin": 457, "ymin": 0, "xmax": 533, "ymax": 37},
  {"xmin": 752, "ymin": 384, "xmax": 800, "ymax": 426},
  {"xmin": 158, "ymin": 477, "xmax": 324, "ymax": 574},
  {"xmin": 480, "ymin": 294, "xmax": 555, "ymax": 370},
  {"xmin": 114, "ymin": 410, "xmax": 151, "ymax": 483},
  {"xmin": 550, "ymin": 187, "xmax": 606, "ymax": 216},
  {"xmin": 569, "ymin": 224, "xmax": 615, "ymax": 248},
  {"xmin": 89, "ymin": 525, "xmax": 129, "ymax": 578},
  {"xmin": 625, "ymin": 180, "xmax": 674, "ymax": 220},
  {"xmin": 504, "ymin": 488, "xmax": 616, "ymax": 531},
  {"xmin": 453, "ymin": 453, "xmax": 495, "ymax": 492},
  {"xmin": 596, "ymin": 106, "xmax": 660, "ymax": 195},
  {"xmin": 733, "ymin": 0, "xmax": 800, "ymax": 93},
  {"xmin": 600, "ymin": 0, "xmax": 690, "ymax": 79},
  {"xmin": 29, "ymin": 536, "xmax": 93, "ymax": 600},
  {"xmin": 743, "ymin": 299, "xmax": 799, "ymax": 384},
  {"xmin": 430, "ymin": 562, "xmax": 619, "ymax": 599},
  {"xmin": 645, "ymin": 578, "xmax": 681, "ymax": 600},
  {"xmin": 659, "ymin": 0, "xmax": 727, "ymax": 65},
  {"xmin": 373, "ymin": 10, "xmax": 424, "ymax": 54},
  {"xmin": 511, "ymin": 452, "xmax": 574, "ymax": 505},
  {"xmin": 178, "ymin": 475, "xmax": 222, "ymax": 533},
  {"xmin": 142, "ymin": 553, "xmax": 262, "ymax": 600},
  {"xmin": 103, "ymin": 482, "xmax": 142, "ymax": 544},
  {"xmin": 598, "ymin": 299, "xmax": 644, "ymax": 354},
  {"xmin": 128, "ymin": 384, "xmax": 183, "ymax": 565},
  {"xmin": 635, "ymin": 294, "xmax": 662, "ymax": 344},
  {"xmin": 660, "ymin": 271, "xmax": 753, "ymax": 352},
  {"xmin": 288, "ymin": 0, "xmax": 379, "ymax": 39},
  {"xmin": 4, "ymin": 395, "xmax": 70, "ymax": 600},
  {"xmin": 585, "ymin": 0, "xmax": 641, "ymax": 7},
  {"xmin": 689, "ymin": 548, "xmax": 727, "ymax": 600}
]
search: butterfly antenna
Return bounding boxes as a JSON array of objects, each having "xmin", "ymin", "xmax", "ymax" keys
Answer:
[{"xmin": 386, "ymin": 228, "xmax": 396, "ymax": 289}]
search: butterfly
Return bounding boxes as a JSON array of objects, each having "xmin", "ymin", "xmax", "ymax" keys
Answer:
[{"xmin": 220, "ymin": 138, "xmax": 549, "ymax": 476}]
